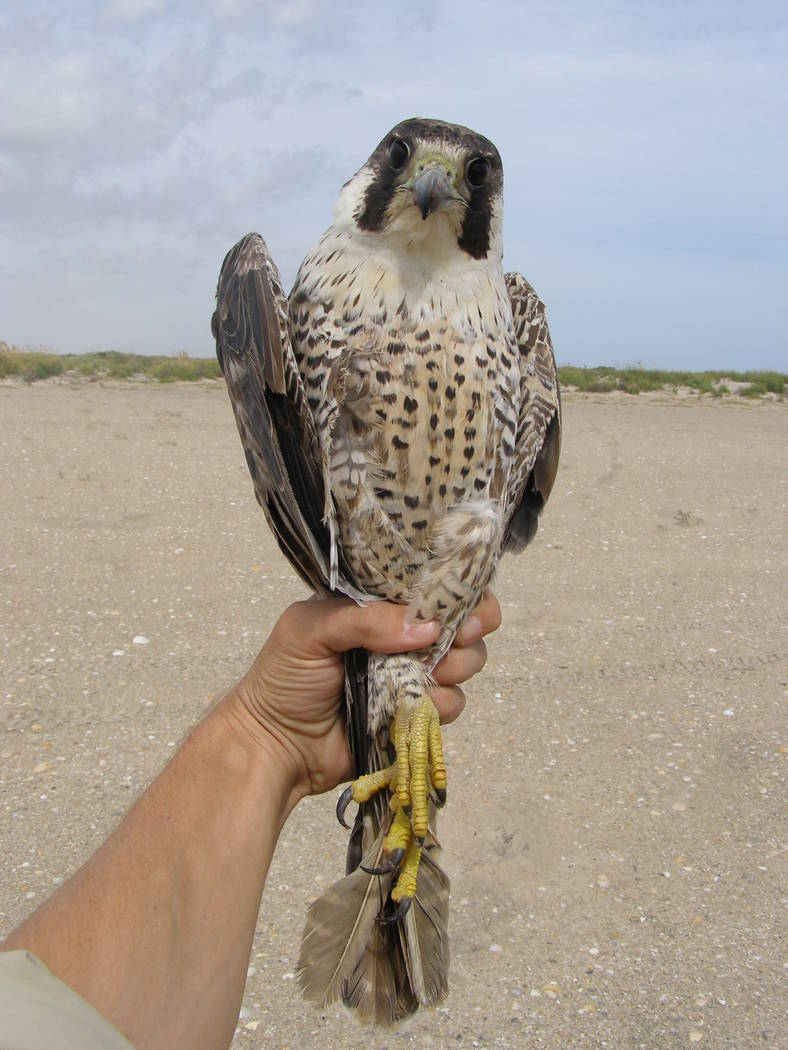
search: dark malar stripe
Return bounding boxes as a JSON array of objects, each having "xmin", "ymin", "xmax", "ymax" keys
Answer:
[
  {"xmin": 356, "ymin": 164, "xmax": 400, "ymax": 232},
  {"xmin": 458, "ymin": 180, "xmax": 496, "ymax": 259}
]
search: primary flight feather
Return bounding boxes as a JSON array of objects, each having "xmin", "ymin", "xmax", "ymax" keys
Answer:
[{"xmin": 212, "ymin": 117, "xmax": 561, "ymax": 1026}]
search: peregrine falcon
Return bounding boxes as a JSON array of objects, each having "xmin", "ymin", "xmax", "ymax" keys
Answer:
[{"xmin": 212, "ymin": 117, "xmax": 561, "ymax": 1025}]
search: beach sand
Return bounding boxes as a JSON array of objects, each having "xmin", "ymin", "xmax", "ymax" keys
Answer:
[{"xmin": 1, "ymin": 382, "xmax": 785, "ymax": 1047}]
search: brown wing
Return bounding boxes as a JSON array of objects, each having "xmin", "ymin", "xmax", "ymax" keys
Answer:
[
  {"xmin": 212, "ymin": 234, "xmax": 372, "ymax": 771},
  {"xmin": 502, "ymin": 271, "xmax": 562, "ymax": 554},
  {"xmin": 212, "ymin": 232, "xmax": 339, "ymax": 593}
]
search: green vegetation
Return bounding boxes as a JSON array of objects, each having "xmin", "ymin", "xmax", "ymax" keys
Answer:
[
  {"xmin": 558, "ymin": 366, "xmax": 784, "ymax": 398},
  {"xmin": 0, "ymin": 343, "xmax": 784, "ymax": 398},
  {"xmin": 0, "ymin": 344, "xmax": 222, "ymax": 384}
]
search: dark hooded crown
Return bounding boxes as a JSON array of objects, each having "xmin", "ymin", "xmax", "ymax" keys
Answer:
[{"xmin": 354, "ymin": 117, "xmax": 503, "ymax": 260}]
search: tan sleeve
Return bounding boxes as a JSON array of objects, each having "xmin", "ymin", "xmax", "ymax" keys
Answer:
[{"xmin": 0, "ymin": 950, "xmax": 134, "ymax": 1050}]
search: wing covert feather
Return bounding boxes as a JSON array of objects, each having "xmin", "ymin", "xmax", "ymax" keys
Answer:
[
  {"xmin": 502, "ymin": 272, "xmax": 562, "ymax": 554},
  {"xmin": 212, "ymin": 232, "xmax": 366, "ymax": 598}
]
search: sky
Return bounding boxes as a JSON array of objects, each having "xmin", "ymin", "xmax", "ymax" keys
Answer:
[{"xmin": 0, "ymin": 0, "xmax": 786, "ymax": 370}]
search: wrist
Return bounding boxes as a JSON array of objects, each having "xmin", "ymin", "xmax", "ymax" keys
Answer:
[{"xmin": 211, "ymin": 686, "xmax": 309, "ymax": 817}]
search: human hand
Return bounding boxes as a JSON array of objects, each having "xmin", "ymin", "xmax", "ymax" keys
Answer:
[{"xmin": 221, "ymin": 592, "xmax": 502, "ymax": 806}]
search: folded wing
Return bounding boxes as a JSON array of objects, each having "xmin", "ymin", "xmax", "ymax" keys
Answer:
[
  {"xmin": 212, "ymin": 232, "xmax": 372, "ymax": 769},
  {"xmin": 502, "ymin": 272, "xmax": 562, "ymax": 554},
  {"xmin": 212, "ymin": 232, "xmax": 366, "ymax": 598}
]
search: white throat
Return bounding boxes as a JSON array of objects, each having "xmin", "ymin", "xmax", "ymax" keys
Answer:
[{"xmin": 315, "ymin": 166, "xmax": 506, "ymax": 319}]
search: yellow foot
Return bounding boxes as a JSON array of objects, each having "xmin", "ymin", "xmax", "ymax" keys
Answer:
[
  {"xmin": 335, "ymin": 763, "xmax": 398, "ymax": 828},
  {"xmin": 336, "ymin": 696, "xmax": 447, "ymax": 921},
  {"xmin": 392, "ymin": 697, "xmax": 447, "ymax": 838}
]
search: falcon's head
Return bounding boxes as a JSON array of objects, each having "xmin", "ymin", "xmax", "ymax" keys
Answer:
[{"xmin": 337, "ymin": 118, "xmax": 503, "ymax": 262}]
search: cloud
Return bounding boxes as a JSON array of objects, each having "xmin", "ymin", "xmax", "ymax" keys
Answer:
[
  {"xmin": 0, "ymin": 52, "xmax": 100, "ymax": 147},
  {"xmin": 0, "ymin": 0, "xmax": 785, "ymax": 367},
  {"xmin": 103, "ymin": 0, "xmax": 165, "ymax": 22}
]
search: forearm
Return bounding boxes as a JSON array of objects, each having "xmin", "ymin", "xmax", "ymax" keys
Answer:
[
  {"xmin": 2, "ymin": 692, "xmax": 302, "ymax": 1050},
  {"xmin": 0, "ymin": 596, "xmax": 498, "ymax": 1048}
]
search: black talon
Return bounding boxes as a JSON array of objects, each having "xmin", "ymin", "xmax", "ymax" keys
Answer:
[
  {"xmin": 380, "ymin": 897, "xmax": 413, "ymax": 924},
  {"xmin": 361, "ymin": 847, "xmax": 405, "ymax": 876},
  {"xmin": 431, "ymin": 787, "xmax": 447, "ymax": 807},
  {"xmin": 336, "ymin": 785, "xmax": 354, "ymax": 829},
  {"xmin": 360, "ymin": 863, "xmax": 386, "ymax": 875},
  {"xmin": 387, "ymin": 846, "xmax": 406, "ymax": 870}
]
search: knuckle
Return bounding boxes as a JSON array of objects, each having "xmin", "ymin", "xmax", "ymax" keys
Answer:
[
  {"xmin": 473, "ymin": 639, "xmax": 488, "ymax": 670},
  {"xmin": 486, "ymin": 595, "xmax": 502, "ymax": 632},
  {"xmin": 434, "ymin": 680, "xmax": 466, "ymax": 722},
  {"xmin": 273, "ymin": 603, "xmax": 302, "ymax": 636}
]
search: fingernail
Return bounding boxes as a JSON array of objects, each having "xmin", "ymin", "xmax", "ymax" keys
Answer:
[
  {"xmin": 404, "ymin": 619, "xmax": 440, "ymax": 643},
  {"xmin": 457, "ymin": 615, "xmax": 482, "ymax": 645}
]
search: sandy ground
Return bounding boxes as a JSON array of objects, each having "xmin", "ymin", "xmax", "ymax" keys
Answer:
[{"xmin": 1, "ymin": 383, "xmax": 785, "ymax": 1049}]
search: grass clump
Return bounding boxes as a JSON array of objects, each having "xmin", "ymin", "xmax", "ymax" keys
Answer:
[
  {"xmin": 0, "ymin": 344, "xmax": 222, "ymax": 383},
  {"xmin": 735, "ymin": 372, "xmax": 785, "ymax": 397},
  {"xmin": 152, "ymin": 354, "xmax": 222, "ymax": 382},
  {"xmin": 0, "ymin": 344, "xmax": 65, "ymax": 382},
  {"xmin": 558, "ymin": 366, "xmax": 784, "ymax": 398},
  {"xmin": 30, "ymin": 355, "xmax": 65, "ymax": 381}
]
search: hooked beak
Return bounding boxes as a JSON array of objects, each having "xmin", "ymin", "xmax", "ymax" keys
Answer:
[{"xmin": 409, "ymin": 164, "xmax": 455, "ymax": 220}]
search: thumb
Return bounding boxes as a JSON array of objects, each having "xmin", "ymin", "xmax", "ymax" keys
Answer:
[{"xmin": 293, "ymin": 598, "xmax": 440, "ymax": 656}]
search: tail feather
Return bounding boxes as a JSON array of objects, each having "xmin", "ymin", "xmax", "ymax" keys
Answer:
[
  {"xmin": 342, "ymin": 914, "xmax": 417, "ymax": 1024},
  {"xmin": 297, "ymin": 814, "xmax": 392, "ymax": 1007},
  {"xmin": 399, "ymin": 841, "xmax": 450, "ymax": 1006},
  {"xmin": 297, "ymin": 801, "xmax": 450, "ymax": 1025}
]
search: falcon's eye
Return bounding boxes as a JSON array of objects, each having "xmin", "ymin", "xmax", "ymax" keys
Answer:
[
  {"xmin": 389, "ymin": 138, "xmax": 410, "ymax": 171},
  {"xmin": 466, "ymin": 157, "xmax": 490, "ymax": 188}
]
